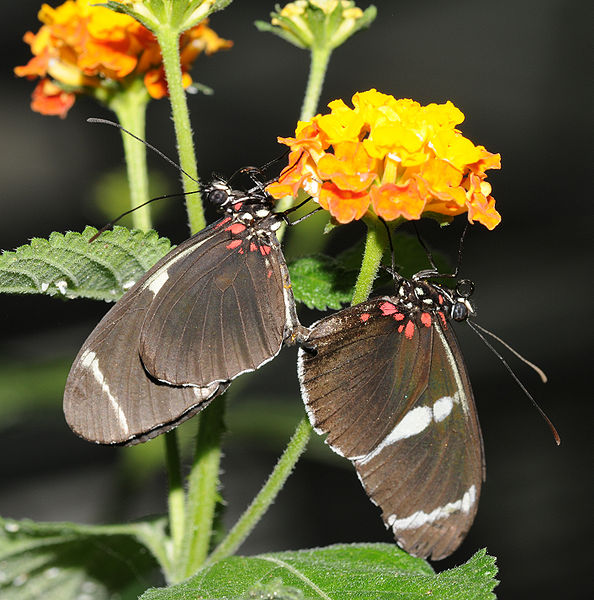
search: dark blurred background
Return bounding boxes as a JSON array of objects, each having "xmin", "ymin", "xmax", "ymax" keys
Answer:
[{"xmin": 1, "ymin": 1, "xmax": 592, "ymax": 598}]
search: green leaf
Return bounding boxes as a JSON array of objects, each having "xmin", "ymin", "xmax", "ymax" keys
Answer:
[
  {"xmin": 287, "ymin": 230, "xmax": 454, "ymax": 311},
  {"xmin": 0, "ymin": 226, "xmax": 172, "ymax": 302},
  {"xmin": 288, "ymin": 255, "xmax": 355, "ymax": 310},
  {"xmin": 0, "ymin": 516, "xmax": 165, "ymax": 600},
  {"xmin": 140, "ymin": 544, "xmax": 498, "ymax": 600},
  {"xmin": 336, "ymin": 232, "xmax": 453, "ymax": 284}
]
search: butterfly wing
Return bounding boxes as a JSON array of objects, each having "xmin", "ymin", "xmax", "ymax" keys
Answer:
[
  {"xmin": 138, "ymin": 217, "xmax": 300, "ymax": 386},
  {"xmin": 297, "ymin": 297, "xmax": 484, "ymax": 560},
  {"xmin": 63, "ymin": 270, "xmax": 227, "ymax": 445}
]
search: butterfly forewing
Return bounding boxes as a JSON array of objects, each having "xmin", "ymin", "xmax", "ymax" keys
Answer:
[
  {"xmin": 298, "ymin": 293, "xmax": 484, "ymax": 560},
  {"xmin": 138, "ymin": 213, "xmax": 298, "ymax": 386}
]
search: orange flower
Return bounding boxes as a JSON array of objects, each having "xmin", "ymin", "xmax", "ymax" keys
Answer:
[
  {"xmin": 268, "ymin": 89, "xmax": 502, "ymax": 229},
  {"xmin": 31, "ymin": 78, "xmax": 75, "ymax": 118},
  {"xmin": 15, "ymin": 0, "xmax": 232, "ymax": 117}
]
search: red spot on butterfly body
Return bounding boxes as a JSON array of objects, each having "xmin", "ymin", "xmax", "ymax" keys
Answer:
[
  {"xmin": 215, "ymin": 216, "xmax": 232, "ymax": 229},
  {"xmin": 225, "ymin": 223, "xmax": 247, "ymax": 234},
  {"xmin": 267, "ymin": 270, "xmax": 273, "ymax": 279},
  {"xmin": 438, "ymin": 294, "xmax": 444, "ymax": 305},
  {"xmin": 360, "ymin": 313, "xmax": 371, "ymax": 322},
  {"xmin": 233, "ymin": 202, "xmax": 243, "ymax": 211},
  {"xmin": 250, "ymin": 242, "xmax": 258, "ymax": 252},
  {"xmin": 260, "ymin": 245, "xmax": 271, "ymax": 256},
  {"xmin": 226, "ymin": 239, "xmax": 242, "ymax": 250},
  {"xmin": 421, "ymin": 313, "xmax": 432, "ymax": 327}
]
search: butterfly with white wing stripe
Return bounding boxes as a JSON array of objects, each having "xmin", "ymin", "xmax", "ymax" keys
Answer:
[
  {"xmin": 65, "ymin": 178, "xmax": 306, "ymax": 445},
  {"xmin": 298, "ymin": 276, "xmax": 484, "ymax": 560}
]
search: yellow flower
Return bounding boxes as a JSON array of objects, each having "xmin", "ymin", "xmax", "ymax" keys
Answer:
[
  {"xmin": 15, "ymin": 0, "xmax": 232, "ymax": 117},
  {"xmin": 267, "ymin": 89, "xmax": 502, "ymax": 229}
]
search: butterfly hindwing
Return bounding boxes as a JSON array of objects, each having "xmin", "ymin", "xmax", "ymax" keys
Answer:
[
  {"xmin": 298, "ymin": 295, "xmax": 484, "ymax": 560},
  {"xmin": 63, "ymin": 256, "xmax": 227, "ymax": 445}
]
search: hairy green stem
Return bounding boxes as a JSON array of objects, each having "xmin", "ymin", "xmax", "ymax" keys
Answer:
[
  {"xmin": 301, "ymin": 45, "xmax": 332, "ymax": 121},
  {"xmin": 164, "ymin": 430, "xmax": 185, "ymax": 567},
  {"xmin": 154, "ymin": 25, "xmax": 205, "ymax": 233},
  {"xmin": 207, "ymin": 418, "xmax": 312, "ymax": 565},
  {"xmin": 351, "ymin": 220, "xmax": 388, "ymax": 305},
  {"xmin": 179, "ymin": 400, "xmax": 226, "ymax": 580},
  {"xmin": 277, "ymin": 44, "xmax": 333, "ymax": 244},
  {"xmin": 109, "ymin": 81, "xmax": 152, "ymax": 230}
]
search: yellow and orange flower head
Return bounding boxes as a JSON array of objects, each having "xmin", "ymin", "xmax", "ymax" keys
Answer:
[
  {"xmin": 15, "ymin": 0, "xmax": 232, "ymax": 117},
  {"xmin": 267, "ymin": 90, "xmax": 502, "ymax": 229}
]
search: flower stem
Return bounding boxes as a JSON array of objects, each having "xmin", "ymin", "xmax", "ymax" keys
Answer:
[
  {"xmin": 109, "ymin": 80, "xmax": 152, "ymax": 230},
  {"xmin": 301, "ymin": 45, "xmax": 332, "ymax": 121},
  {"xmin": 164, "ymin": 430, "xmax": 185, "ymax": 566},
  {"xmin": 154, "ymin": 25, "xmax": 205, "ymax": 234},
  {"xmin": 179, "ymin": 399, "xmax": 226, "ymax": 580},
  {"xmin": 276, "ymin": 43, "xmax": 333, "ymax": 243},
  {"xmin": 351, "ymin": 218, "xmax": 388, "ymax": 305},
  {"xmin": 206, "ymin": 417, "xmax": 312, "ymax": 565}
]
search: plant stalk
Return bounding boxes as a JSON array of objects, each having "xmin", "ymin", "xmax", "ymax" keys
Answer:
[
  {"xmin": 154, "ymin": 24, "xmax": 205, "ymax": 233},
  {"xmin": 164, "ymin": 430, "xmax": 185, "ymax": 566},
  {"xmin": 109, "ymin": 81, "xmax": 152, "ymax": 231},
  {"xmin": 300, "ymin": 44, "xmax": 332, "ymax": 121},
  {"xmin": 178, "ymin": 399, "xmax": 226, "ymax": 580},
  {"xmin": 351, "ymin": 219, "xmax": 388, "ymax": 305},
  {"xmin": 207, "ymin": 417, "xmax": 312, "ymax": 565}
]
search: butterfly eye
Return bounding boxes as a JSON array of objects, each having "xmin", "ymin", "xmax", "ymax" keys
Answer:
[
  {"xmin": 456, "ymin": 279, "xmax": 475, "ymax": 298},
  {"xmin": 208, "ymin": 188, "xmax": 230, "ymax": 206}
]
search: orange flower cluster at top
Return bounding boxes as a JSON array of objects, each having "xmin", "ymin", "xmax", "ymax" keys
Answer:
[
  {"xmin": 15, "ymin": 0, "xmax": 232, "ymax": 118},
  {"xmin": 267, "ymin": 90, "xmax": 502, "ymax": 229}
]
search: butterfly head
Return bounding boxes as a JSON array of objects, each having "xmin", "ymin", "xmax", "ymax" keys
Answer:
[{"xmin": 205, "ymin": 179, "xmax": 235, "ymax": 209}]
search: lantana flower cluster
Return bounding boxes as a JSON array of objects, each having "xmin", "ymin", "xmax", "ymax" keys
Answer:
[
  {"xmin": 14, "ymin": 0, "xmax": 231, "ymax": 118},
  {"xmin": 267, "ymin": 89, "xmax": 502, "ymax": 229}
]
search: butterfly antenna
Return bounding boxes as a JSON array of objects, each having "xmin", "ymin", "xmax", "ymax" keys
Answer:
[
  {"xmin": 466, "ymin": 320, "xmax": 560, "ymax": 445},
  {"xmin": 286, "ymin": 205, "xmax": 323, "ymax": 225},
  {"xmin": 257, "ymin": 148, "xmax": 291, "ymax": 174},
  {"xmin": 229, "ymin": 149, "xmax": 298, "ymax": 191},
  {"xmin": 88, "ymin": 190, "xmax": 199, "ymax": 242},
  {"xmin": 470, "ymin": 321, "xmax": 548, "ymax": 383},
  {"xmin": 452, "ymin": 222, "xmax": 469, "ymax": 277},
  {"xmin": 379, "ymin": 216, "xmax": 399, "ymax": 279},
  {"xmin": 412, "ymin": 223, "xmax": 439, "ymax": 272},
  {"xmin": 87, "ymin": 118, "xmax": 198, "ymax": 183}
]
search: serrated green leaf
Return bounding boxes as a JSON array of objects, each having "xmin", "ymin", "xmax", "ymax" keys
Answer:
[
  {"xmin": 0, "ymin": 516, "xmax": 165, "ymax": 600},
  {"xmin": 140, "ymin": 544, "xmax": 498, "ymax": 600},
  {"xmin": 0, "ymin": 226, "xmax": 172, "ymax": 302},
  {"xmin": 288, "ymin": 255, "xmax": 355, "ymax": 310}
]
